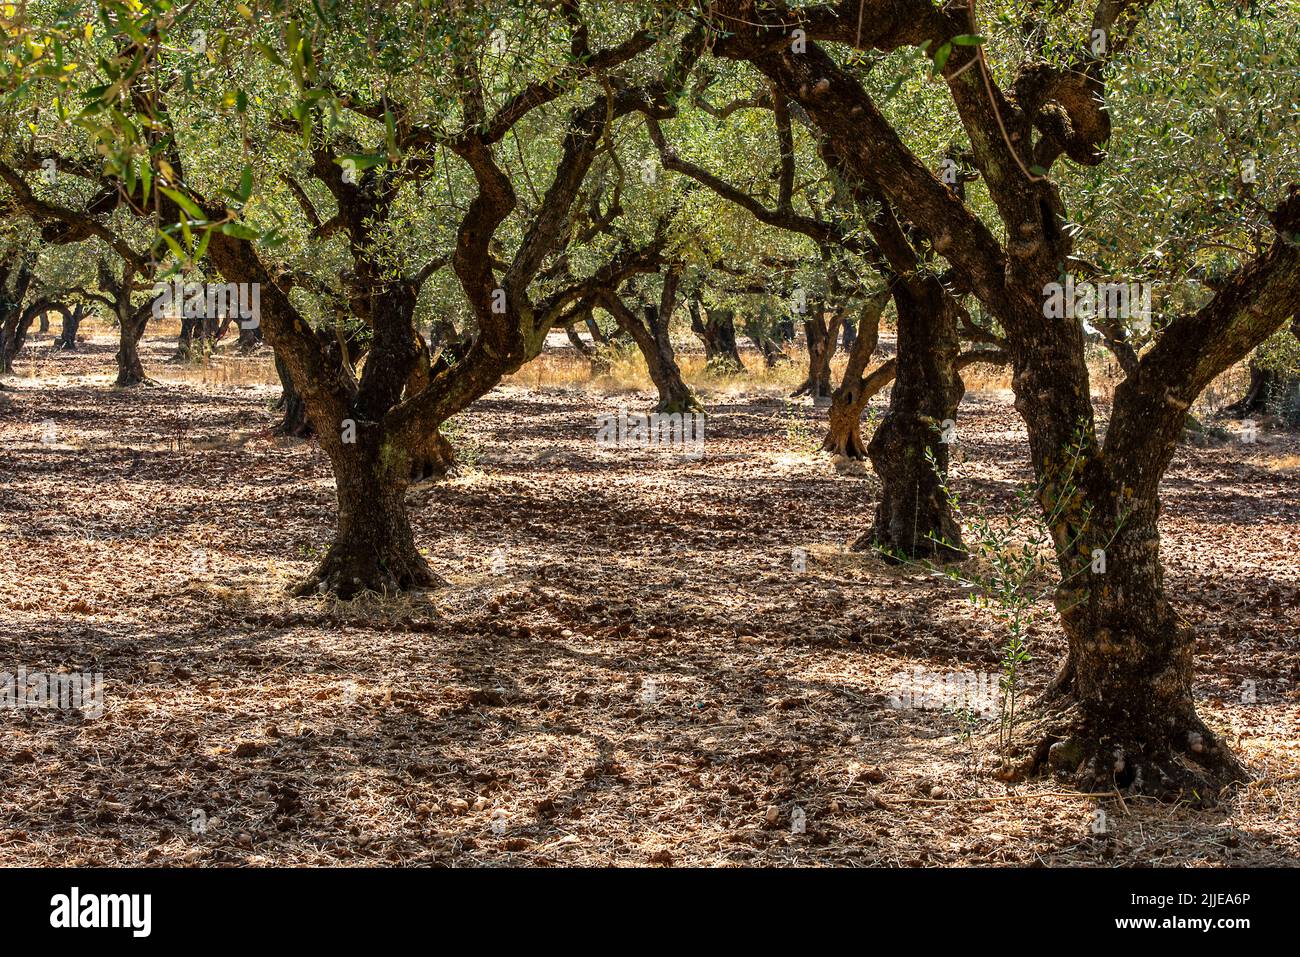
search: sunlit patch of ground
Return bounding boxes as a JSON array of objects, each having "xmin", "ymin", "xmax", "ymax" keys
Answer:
[{"xmin": 0, "ymin": 330, "xmax": 1295, "ymax": 867}]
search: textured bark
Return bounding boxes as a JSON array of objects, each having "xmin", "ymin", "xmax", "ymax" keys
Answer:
[
  {"xmin": 403, "ymin": 333, "xmax": 458, "ymax": 481},
  {"xmin": 55, "ymin": 303, "xmax": 84, "ymax": 351},
  {"xmin": 0, "ymin": 259, "xmax": 35, "ymax": 374},
  {"xmin": 602, "ymin": 280, "xmax": 703, "ymax": 414},
  {"xmin": 792, "ymin": 301, "xmax": 843, "ymax": 399},
  {"xmin": 291, "ymin": 428, "xmax": 439, "ymax": 599},
  {"xmin": 690, "ymin": 302, "xmax": 742, "ymax": 373},
  {"xmin": 0, "ymin": 307, "xmax": 36, "ymax": 374},
  {"xmin": 853, "ymin": 282, "xmax": 965, "ymax": 560},
  {"xmin": 1028, "ymin": 495, "xmax": 1246, "ymax": 799},
  {"xmin": 272, "ymin": 353, "xmax": 314, "ymax": 438},
  {"xmin": 822, "ymin": 290, "xmax": 890, "ymax": 458},
  {"xmin": 706, "ymin": 0, "xmax": 1300, "ymax": 798},
  {"xmin": 158, "ymin": 29, "xmax": 690, "ymax": 598},
  {"xmin": 115, "ymin": 312, "xmax": 149, "ymax": 386}
]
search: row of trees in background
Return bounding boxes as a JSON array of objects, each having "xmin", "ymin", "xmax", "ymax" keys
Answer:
[{"xmin": 2, "ymin": 0, "xmax": 1298, "ymax": 801}]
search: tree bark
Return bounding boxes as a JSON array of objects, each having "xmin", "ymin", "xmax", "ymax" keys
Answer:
[
  {"xmin": 56, "ymin": 303, "xmax": 84, "ymax": 351},
  {"xmin": 272, "ymin": 352, "xmax": 314, "ymax": 438},
  {"xmin": 402, "ymin": 332, "xmax": 458, "ymax": 481},
  {"xmin": 602, "ymin": 283, "xmax": 703, "ymax": 414},
  {"xmin": 792, "ymin": 300, "xmax": 843, "ymax": 399},
  {"xmin": 1035, "ymin": 492, "xmax": 1245, "ymax": 796},
  {"xmin": 689, "ymin": 302, "xmax": 742, "ymax": 373},
  {"xmin": 822, "ymin": 289, "xmax": 891, "ymax": 458},
  {"xmin": 291, "ymin": 426, "xmax": 439, "ymax": 599},
  {"xmin": 0, "ymin": 308, "xmax": 35, "ymax": 373},
  {"xmin": 704, "ymin": 0, "xmax": 1300, "ymax": 800},
  {"xmin": 853, "ymin": 281, "xmax": 965, "ymax": 561},
  {"xmin": 0, "ymin": 259, "xmax": 35, "ymax": 374},
  {"xmin": 115, "ymin": 312, "xmax": 149, "ymax": 386}
]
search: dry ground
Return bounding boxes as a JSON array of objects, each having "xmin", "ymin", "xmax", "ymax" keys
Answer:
[{"xmin": 0, "ymin": 325, "xmax": 1297, "ymax": 867}]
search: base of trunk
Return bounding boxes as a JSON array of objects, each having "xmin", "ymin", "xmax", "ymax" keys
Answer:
[
  {"xmin": 114, "ymin": 371, "xmax": 157, "ymax": 388},
  {"xmin": 409, "ymin": 429, "xmax": 457, "ymax": 482},
  {"xmin": 655, "ymin": 393, "xmax": 706, "ymax": 415},
  {"xmin": 292, "ymin": 537, "xmax": 443, "ymax": 600},
  {"xmin": 851, "ymin": 462, "xmax": 965, "ymax": 561},
  {"xmin": 273, "ymin": 398, "xmax": 314, "ymax": 439},
  {"xmin": 821, "ymin": 384, "xmax": 870, "ymax": 458},
  {"xmin": 998, "ymin": 692, "xmax": 1249, "ymax": 806},
  {"xmin": 822, "ymin": 420, "xmax": 867, "ymax": 458}
]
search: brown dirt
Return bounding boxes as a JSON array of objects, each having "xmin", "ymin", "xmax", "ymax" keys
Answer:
[{"xmin": 1, "ymin": 329, "xmax": 1296, "ymax": 867}]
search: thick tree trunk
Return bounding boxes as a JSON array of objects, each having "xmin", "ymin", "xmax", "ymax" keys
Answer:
[
  {"xmin": 689, "ymin": 302, "xmax": 742, "ymax": 373},
  {"xmin": 115, "ymin": 313, "xmax": 149, "ymax": 386},
  {"xmin": 1032, "ymin": 495, "xmax": 1246, "ymax": 799},
  {"xmin": 822, "ymin": 290, "xmax": 891, "ymax": 458},
  {"xmin": 0, "ymin": 311, "xmax": 31, "ymax": 373},
  {"xmin": 792, "ymin": 301, "xmax": 842, "ymax": 400},
  {"xmin": 712, "ymin": 12, "xmax": 1300, "ymax": 803},
  {"xmin": 602, "ymin": 283, "xmax": 703, "ymax": 414},
  {"xmin": 56, "ymin": 304, "xmax": 83, "ymax": 351},
  {"xmin": 853, "ymin": 282, "xmax": 965, "ymax": 560},
  {"xmin": 641, "ymin": 305, "xmax": 701, "ymax": 413},
  {"xmin": 273, "ymin": 353, "xmax": 314, "ymax": 438},
  {"xmin": 293, "ymin": 430, "xmax": 439, "ymax": 599}
]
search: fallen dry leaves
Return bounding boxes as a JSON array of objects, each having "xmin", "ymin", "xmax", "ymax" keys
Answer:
[{"xmin": 0, "ymin": 332, "xmax": 1296, "ymax": 866}]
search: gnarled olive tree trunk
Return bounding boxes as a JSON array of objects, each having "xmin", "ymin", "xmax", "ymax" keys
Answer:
[
  {"xmin": 602, "ymin": 272, "xmax": 703, "ymax": 414},
  {"xmin": 689, "ymin": 301, "xmax": 742, "ymax": 373},
  {"xmin": 114, "ymin": 311, "xmax": 149, "ymax": 386},
  {"xmin": 294, "ymin": 422, "xmax": 439, "ymax": 598},
  {"xmin": 822, "ymin": 289, "xmax": 892, "ymax": 458},
  {"xmin": 55, "ymin": 303, "xmax": 84, "ymax": 351},
  {"xmin": 272, "ymin": 352, "xmax": 313, "ymax": 438},
  {"xmin": 854, "ymin": 281, "xmax": 965, "ymax": 560},
  {"xmin": 792, "ymin": 300, "xmax": 844, "ymax": 400}
]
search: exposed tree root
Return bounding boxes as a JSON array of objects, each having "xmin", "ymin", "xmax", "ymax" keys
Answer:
[
  {"xmin": 994, "ymin": 695, "xmax": 1250, "ymax": 807},
  {"xmin": 654, "ymin": 394, "xmax": 707, "ymax": 416},
  {"xmin": 291, "ymin": 542, "xmax": 444, "ymax": 600}
]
